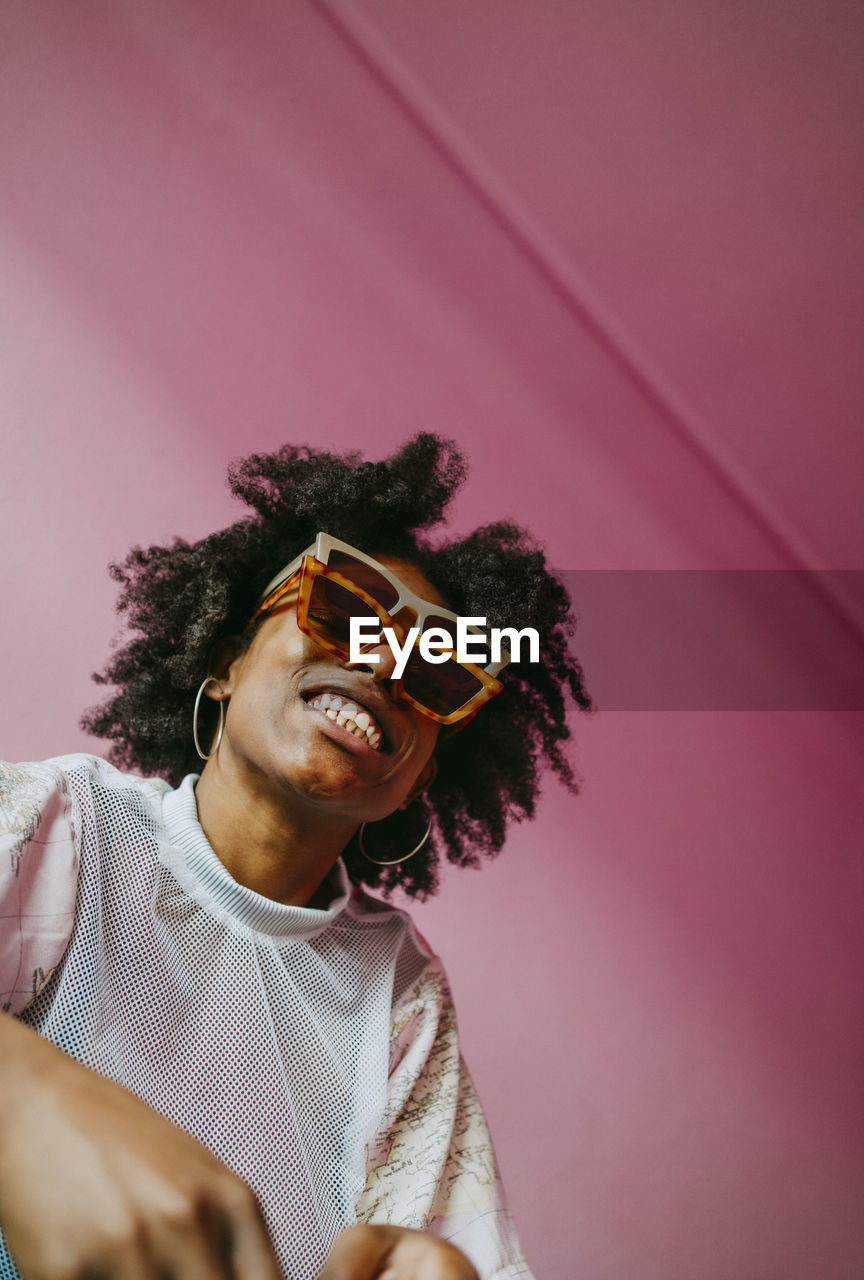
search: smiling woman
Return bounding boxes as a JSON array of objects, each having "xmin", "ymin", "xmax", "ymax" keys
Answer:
[{"xmin": 0, "ymin": 435, "xmax": 590, "ymax": 1280}]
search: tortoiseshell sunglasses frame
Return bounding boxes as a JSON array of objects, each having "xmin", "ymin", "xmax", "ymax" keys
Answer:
[{"xmin": 251, "ymin": 532, "xmax": 509, "ymax": 725}]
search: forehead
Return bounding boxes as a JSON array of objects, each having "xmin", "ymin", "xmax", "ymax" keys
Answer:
[{"xmin": 372, "ymin": 555, "xmax": 451, "ymax": 611}]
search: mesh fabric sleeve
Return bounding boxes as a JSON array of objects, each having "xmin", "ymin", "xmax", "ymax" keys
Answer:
[
  {"xmin": 356, "ymin": 956, "xmax": 536, "ymax": 1280},
  {"xmin": 0, "ymin": 760, "xmax": 80, "ymax": 1015}
]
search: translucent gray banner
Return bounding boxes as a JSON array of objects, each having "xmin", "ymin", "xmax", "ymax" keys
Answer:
[{"xmin": 555, "ymin": 571, "xmax": 864, "ymax": 710}]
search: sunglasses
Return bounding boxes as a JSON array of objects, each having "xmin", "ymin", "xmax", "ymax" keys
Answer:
[{"xmin": 251, "ymin": 532, "xmax": 510, "ymax": 725}]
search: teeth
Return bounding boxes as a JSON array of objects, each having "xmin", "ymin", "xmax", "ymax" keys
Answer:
[{"xmin": 307, "ymin": 691, "xmax": 385, "ymax": 751}]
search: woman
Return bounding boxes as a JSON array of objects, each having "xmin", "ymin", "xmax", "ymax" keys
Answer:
[{"xmin": 0, "ymin": 435, "xmax": 590, "ymax": 1280}]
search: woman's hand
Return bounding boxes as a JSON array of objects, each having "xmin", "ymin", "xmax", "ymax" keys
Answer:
[
  {"xmin": 0, "ymin": 1013, "xmax": 280, "ymax": 1280},
  {"xmin": 0, "ymin": 1018, "xmax": 478, "ymax": 1280},
  {"xmin": 319, "ymin": 1225, "xmax": 479, "ymax": 1280}
]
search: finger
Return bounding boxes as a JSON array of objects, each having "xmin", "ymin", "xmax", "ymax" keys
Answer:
[
  {"xmin": 62, "ymin": 1228, "xmax": 203, "ymax": 1280},
  {"xmin": 223, "ymin": 1185, "xmax": 282, "ymax": 1280},
  {"xmin": 317, "ymin": 1225, "xmax": 398, "ymax": 1280},
  {"xmin": 149, "ymin": 1212, "xmax": 236, "ymax": 1280},
  {"xmin": 144, "ymin": 1189, "xmax": 255, "ymax": 1280},
  {"xmin": 386, "ymin": 1232, "xmax": 479, "ymax": 1280}
]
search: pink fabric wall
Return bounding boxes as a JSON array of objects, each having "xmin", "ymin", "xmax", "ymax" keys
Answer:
[{"xmin": 2, "ymin": 3, "xmax": 862, "ymax": 1276}]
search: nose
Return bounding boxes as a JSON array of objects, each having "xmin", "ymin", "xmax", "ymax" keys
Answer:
[{"xmin": 345, "ymin": 641, "xmax": 399, "ymax": 683}]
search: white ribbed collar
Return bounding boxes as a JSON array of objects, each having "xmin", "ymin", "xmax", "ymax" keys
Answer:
[{"xmin": 160, "ymin": 774, "xmax": 352, "ymax": 939}]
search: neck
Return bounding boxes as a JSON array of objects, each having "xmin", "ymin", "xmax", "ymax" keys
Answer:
[{"xmin": 194, "ymin": 755, "xmax": 357, "ymax": 908}]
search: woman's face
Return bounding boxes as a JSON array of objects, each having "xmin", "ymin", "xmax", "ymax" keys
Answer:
[{"xmin": 208, "ymin": 556, "xmax": 444, "ymax": 824}]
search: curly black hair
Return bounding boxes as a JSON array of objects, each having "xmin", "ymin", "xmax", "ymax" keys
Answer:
[{"xmin": 82, "ymin": 434, "xmax": 592, "ymax": 898}]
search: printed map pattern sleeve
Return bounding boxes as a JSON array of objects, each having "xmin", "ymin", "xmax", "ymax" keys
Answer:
[
  {"xmin": 356, "ymin": 957, "xmax": 536, "ymax": 1280},
  {"xmin": 0, "ymin": 761, "xmax": 80, "ymax": 1014}
]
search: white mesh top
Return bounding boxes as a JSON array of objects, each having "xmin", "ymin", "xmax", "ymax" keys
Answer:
[{"xmin": 0, "ymin": 755, "xmax": 533, "ymax": 1280}]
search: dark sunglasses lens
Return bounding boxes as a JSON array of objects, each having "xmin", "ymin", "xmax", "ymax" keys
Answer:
[
  {"xmin": 307, "ymin": 574, "xmax": 380, "ymax": 647},
  {"xmin": 328, "ymin": 551, "xmax": 400, "ymax": 611},
  {"xmin": 402, "ymin": 648, "xmax": 484, "ymax": 718}
]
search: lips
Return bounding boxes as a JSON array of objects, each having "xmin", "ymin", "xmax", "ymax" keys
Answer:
[
  {"xmin": 300, "ymin": 678, "xmax": 396, "ymax": 753},
  {"xmin": 305, "ymin": 691, "xmax": 383, "ymax": 750}
]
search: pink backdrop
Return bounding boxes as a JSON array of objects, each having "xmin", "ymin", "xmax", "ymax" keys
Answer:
[{"xmin": 2, "ymin": 3, "xmax": 863, "ymax": 1276}]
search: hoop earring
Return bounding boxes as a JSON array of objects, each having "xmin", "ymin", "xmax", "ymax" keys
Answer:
[
  {"xmin": 358, "ymin": 808, "xmax": 432, "ymax": 866},
  {"xmin": 193, "ymin": 677, "xmax": 225, "ymax": 761}
]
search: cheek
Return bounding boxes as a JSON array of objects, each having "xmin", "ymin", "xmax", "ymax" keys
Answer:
[
  {"xmin": 410, "ymin": 714, "xmax": 441, "ymax": 764},
  {"xmin": 223, "ymin": 649, "xmax": 298, "ymax": 748},
  {"xmin": 224, "ymin": 681, "xmax": 287, "ymax": 758}
]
